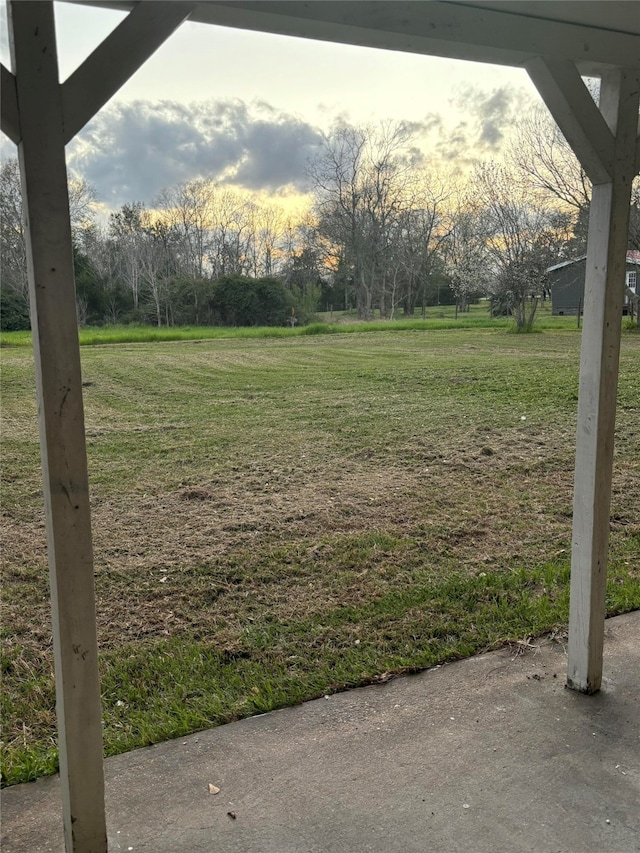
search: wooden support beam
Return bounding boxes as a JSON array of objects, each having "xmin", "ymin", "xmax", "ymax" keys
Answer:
[
  {"xmin": 566, "ymin": 67, "xmax": 640, "ymax": 694},
  {"xmin": 1, "ymin": 63, "xmax": 20, "ymax": 144},
  {"xmin": 525, "ymin": 57, "xmax": 615, "ymax": 185},
  {"xmin": 8, "ymin": 2, "xmax": 107, "ymax": 850},
  {"xmin": 61, "ymin": 1, "xmax": 193, "ymax": 143}
]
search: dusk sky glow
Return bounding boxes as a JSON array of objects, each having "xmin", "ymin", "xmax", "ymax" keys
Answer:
[{"xmin": 1, "ymin": 2, "xmax": 541, "ymax": 210}]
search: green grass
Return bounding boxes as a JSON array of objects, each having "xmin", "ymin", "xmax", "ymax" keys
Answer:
[
  {"xmin": 1, "ymin": 327, "xmax": 639, "ymax": 786},
  {"xmin": 0, "ymin": 302, "xmax": 584, "ymax": 349},
  {"xmin": 0, "ymin": 319, "xmax": 511, "ymax": 348}
]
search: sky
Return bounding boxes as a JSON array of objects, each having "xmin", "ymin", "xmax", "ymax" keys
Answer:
[{"xmin": 0, "ymin": 2, "xmax": 541, "ymax": 213}]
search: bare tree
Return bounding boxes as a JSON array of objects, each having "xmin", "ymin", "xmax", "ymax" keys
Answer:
[
  {"xmin": 391, "ymin": 173, "xmax": 453, "ymax": 318},
  {"xmin": 68, "ymin": 174, "xmax": 99, "ymax": 231},
  {"xmin": 309, "ymin": 122, "xmax": 367, "ymax": 314},
  {"xmin": 473, "ymin": 162, "xmax": 564, "ymax": 329},
  {"xmin": 245, "ymin": 201, "xmax": 285, "ymax": 278},
  {"xmin": 108, "ymin": 202, "xmax": 149, "ymax": 310},
  {"xmin": 157, "ymin": 179, "xmax": 216, "ymax": 279},
  {"xmin": 210, "ymin": 187, "xmax": 252, "ymax": 277},
  {"xmin": 511, "ymin": 102, "xmax": 591, "ymax": 214},
  {"xmin": 309, "ymin": 120, "xmax": 421, "ymax": 319},
  {"xmin": 0, "ymin": 159, "xmax": 28, "ymax": 300},
  {"xmin": 1, "ymin": 158, "xmax": 98, "ymax": 328},
  {"xmin": 509, "ymin": 84, "xmax": 606, "ymax": 256},
  {"xmin": 362, "ymin": 122, "xmax": 419, "ymax": 318},
  {"xmin": 445, "ymin": 192, "xmax": 491, "ymax": 314}
]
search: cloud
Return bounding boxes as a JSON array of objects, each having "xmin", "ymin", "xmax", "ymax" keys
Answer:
[
  {"xmin": 474, "ymin": 88, "xmax": 516, "ymax": 146},
  {"xmin": 416, "ymin": 84, "xmax": 528, "ymax": 167},
  {"xmin": 397, "ymin": 114, "xmax": 443, "ymax": 137},
  {"xmin": 232, "ymin": 117, "xmax": 324, "ymax": 191},
  {"xmin": 434, "ymin": 122, "xmax": 471, "ymax": 163},
  {"xmin": 66, "ymin": 99, "xmax": 324, "ymax": 208},
  {"xmin": 2, "ymin": 85, "xmax": 529, "ymax": 211}
]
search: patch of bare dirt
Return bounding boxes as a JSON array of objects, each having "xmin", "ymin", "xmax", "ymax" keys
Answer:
[{"xmin": 2, "ymin": 427, "xmax": 638, "ymax": 652}]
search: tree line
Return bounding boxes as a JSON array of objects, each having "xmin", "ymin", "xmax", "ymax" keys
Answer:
[{"xmin": 2, "ymin": 101, "xmax": 639, "ymax": 332}]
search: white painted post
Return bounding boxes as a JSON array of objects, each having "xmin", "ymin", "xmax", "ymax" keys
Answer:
[
  {"xmin": 8, "ymin": 2, "xmax": 107, "ymax": 849},
  {"xmin": 567, "ymin": 69, "xmax": 639, "ymax": 693}
]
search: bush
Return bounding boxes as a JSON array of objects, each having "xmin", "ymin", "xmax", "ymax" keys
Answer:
[
  {"xmin": 210, "ymin": 275, "xmax": 294, "ymax": 327},
  {"xmin": 0, "ymin": 288, "xmax": 30, "ymax": 331},
  {"xmin": 164, "ymin": 277, "xmax": 217, "ymax": 326}
]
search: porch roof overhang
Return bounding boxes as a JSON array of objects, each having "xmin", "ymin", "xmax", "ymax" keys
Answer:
[{"xmin": 73, "ymin": 0, "xmax": 640, "ymax": 74}]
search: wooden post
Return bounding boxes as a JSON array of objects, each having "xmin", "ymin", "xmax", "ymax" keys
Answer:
[
  {"xmin": 8, "ymin": 3, "xmax": 106, "ymax": 849},
  {"xmin": 567, "ymin": 69, "xmax": 639, "ymax": 693}
]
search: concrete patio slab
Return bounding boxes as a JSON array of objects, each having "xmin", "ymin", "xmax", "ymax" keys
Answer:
[{"xmin": 2, "ymin": 611, "xmax": 639, "ymax": 853}]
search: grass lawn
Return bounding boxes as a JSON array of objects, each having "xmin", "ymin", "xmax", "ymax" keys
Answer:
[
  {"xmin": 0, "ymin": 301, "xmax": 583, "ymax": 350},
  {"xmin": 1, "ymin": 326, "xmax": 639, "ymax": 786}
]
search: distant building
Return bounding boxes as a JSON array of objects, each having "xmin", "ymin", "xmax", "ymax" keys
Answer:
[{"xmin": 547, "ymin": 251, "xmax": 640, "ymax": 316}]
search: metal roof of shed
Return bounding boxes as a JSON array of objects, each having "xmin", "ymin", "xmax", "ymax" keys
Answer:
[{"xmin": 546, "ymin": 252, "xmax": 640, "ymax": 273}]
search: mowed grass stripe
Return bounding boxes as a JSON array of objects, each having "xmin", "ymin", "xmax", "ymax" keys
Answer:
[{"xmin": 1, "ymin": 328, "xmax": 639, "ymax": 785}]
